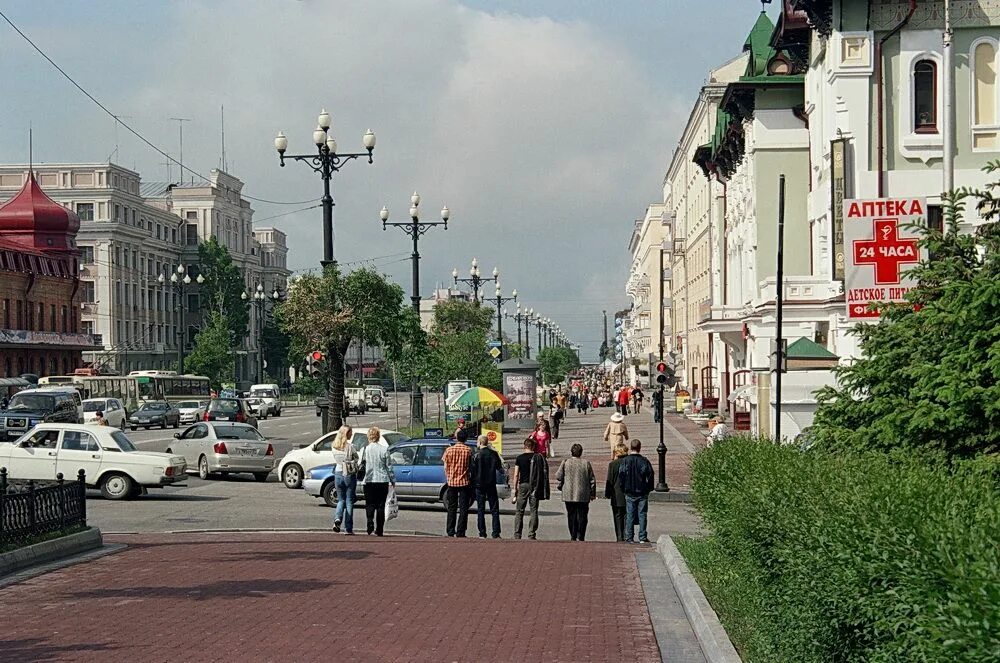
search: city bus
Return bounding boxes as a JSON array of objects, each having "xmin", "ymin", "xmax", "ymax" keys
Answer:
[{"xmin": 38, "ymin": 371, "xmax": 210, "ymax": 405}]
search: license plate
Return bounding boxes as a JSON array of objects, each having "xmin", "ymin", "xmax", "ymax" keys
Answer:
[
  {"xmin": 216, "ymin": 416, "xmax": 231, "ymax": 421},
  {"xmin": 236, "ymin": 448, "xmax": 257, "ymax": 456}
]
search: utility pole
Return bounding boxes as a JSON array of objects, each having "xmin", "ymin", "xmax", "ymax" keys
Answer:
[
  {"xmin": 775, "ymin": 175, "xmax": 786, "ymax": 444},
  {"xmin": 169, "ymin": 118, "xmax": 191, "ymax": 185},
  {"xmin": 943, "ymin": 0, "xmax": 955, "ymax": 193},
  {"xmin": 602, "ymin": 309, "xmax": 608, "ymax": 358}
]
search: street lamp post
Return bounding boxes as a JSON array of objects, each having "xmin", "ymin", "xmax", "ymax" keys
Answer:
[
  {"xmin": 493, "ymin": 284, "xmax": 517, "ymax": 359},
  {"xmin": 380, "ymin": 192, "xmax": 450, "ymax": 421},
  {"xmin": 242, "ymin": 283, "xmax": 268, "ymax": 383},
  {"xmin": 274, "ymin": 110, "xmax": 375, "ymax": 269},
  {"xmin": 523, "ymin": 308, "xmax": 536, "ymax": 359},
  {"xmin": 453, "ymin": 259, "xmax": 498, "ymax": 305},
  {"xmin": 157, "ymin": 264, "xmax": 204, "ymax": 374}
]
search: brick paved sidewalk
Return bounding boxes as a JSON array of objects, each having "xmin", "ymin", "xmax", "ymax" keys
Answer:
[{"xmin": 1, "ymin": 533, "xmax": 673, "ymax": 663}]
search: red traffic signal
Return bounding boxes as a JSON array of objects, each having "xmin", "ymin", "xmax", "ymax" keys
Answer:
[
  {"xmin": 655, "ymin": 360, "xmax": 670, "ymax": 386},
  {"xmin": 311, "ymin": 350, "xmax": 324, "ymax": 361},
  {"xmin": 655, "ymin": 361, "xmax": 668, "ymax": 373}
]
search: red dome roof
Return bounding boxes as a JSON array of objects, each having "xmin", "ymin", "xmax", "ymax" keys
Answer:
[{"xmin": 0, "ymin": 172, "xmax": 80, "ymax": 252}]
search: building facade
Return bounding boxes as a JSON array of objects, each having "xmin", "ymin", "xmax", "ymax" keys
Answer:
[{"xmin": 0, "ymin": 172, "xmax": 96, "ymax": 378}]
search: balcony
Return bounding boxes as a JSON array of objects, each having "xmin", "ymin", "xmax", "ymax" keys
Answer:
[
  {"xmin": 699, "ymin": 304, "xmax": 747, "ymax": 334},
  {"xmin": 80, "ymin": 302, "xmax": 99, "ymax": 315},
  {"xmin": 0, "ymin": 330, "xmax": 101, "ymax": 349}
]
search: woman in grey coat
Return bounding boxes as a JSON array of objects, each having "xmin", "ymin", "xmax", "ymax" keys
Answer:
[{"xmin": 555, "ymin": 443, "xmax": 597, "ymax": 541}]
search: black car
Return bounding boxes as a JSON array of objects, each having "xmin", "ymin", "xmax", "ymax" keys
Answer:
[
  {"xmin": 0, "ymin": 389, "xmax": 80, "ymax": 441},
  {"xmin": 205, "ymin": 398, "xmax": 258, "ymax": 428},
  {"xmin": 128, "ymin": 401, "xmax": 181, "ymax": 430}
]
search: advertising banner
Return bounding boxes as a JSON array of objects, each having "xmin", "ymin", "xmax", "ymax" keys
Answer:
[
  {"xmin": 482, "ymin": 421, "xmax": 503, "ymax": 454},
  {"xmin": 844, "ymin": 197, "xmax": 926, "ymax": 320},
  {"xmin": 503, "ymin": 372, "xmax": 536, "ymax": 426},
  {"xmin": 445, "ymin": 379, "xmax": 472, "ymax": 423}
]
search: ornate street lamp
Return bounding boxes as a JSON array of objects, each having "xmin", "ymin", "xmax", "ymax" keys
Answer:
[
  {"xmin": 452, "ymin": 259, "xmax": 498, "ymax": 305},
  {"xmin": 492, "ymin": 284, "xmax": 517, "ymax": 360},
  {"xmin": 274, "ymin": 110, "xmax": 375, "ymax": 268},
  {"xmin": 157, "ymin": 264, "xmax": 204, "ymax": 374}
]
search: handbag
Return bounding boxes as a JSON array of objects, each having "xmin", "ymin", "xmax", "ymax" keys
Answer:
[
  {"xmin": 344, "ymin": 444, "xmax": 360, "ymax": 476},
  {"xmin": 356, "ymin": 446, "xmax": 368, "ymax": 479}
]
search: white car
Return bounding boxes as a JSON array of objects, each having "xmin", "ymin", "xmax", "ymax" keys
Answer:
[
  {"xmin": 0, "ymin": 423, "xmax": 187, "ymax": 500},
  {"xmin": 278, "ymin": 428, "xmax": 409, "ymax": 489},
  {"xmin": 249, "ymin": 384, "xmax": 282, "ymax": 417},
  {"xmin": 245, "ymin": 397, "xmax": 270, "ymax": 420},
  {"xmin": 176, "ymin": 400, "xmax": 209, "ymax": 424},
  {"xmin": 82, "ymin": 398, "xmax": 127, "ymax": 429}
]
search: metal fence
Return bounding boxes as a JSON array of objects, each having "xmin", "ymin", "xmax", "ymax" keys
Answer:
[{"xmin": 0, "ymin": 468, "xmax": 87, "ymax": 548}]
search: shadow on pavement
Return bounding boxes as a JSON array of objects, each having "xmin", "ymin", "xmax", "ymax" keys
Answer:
[
  {"xmin": 68, "ymin": 578, "xmax": 337, "ymax": 600},
  {"xmin": 0, "ymin": 638, "xmax": 115, "ymax": 661}
]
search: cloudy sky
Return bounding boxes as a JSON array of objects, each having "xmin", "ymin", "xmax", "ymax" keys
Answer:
[{"xmin": 1, "ymin": 0, "xmax": 769, "ymax": 361}]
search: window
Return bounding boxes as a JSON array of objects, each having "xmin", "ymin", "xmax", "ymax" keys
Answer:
[
  {"xmin": 155, "ymin": 224, "xmax": 161, "ymax": 240},
  {"xmin": 171, "ymin": 228, "xmax": 177, "ymax": 244},
  {"xmin": 82, "ymin": 320, "xmax": 94, "ymax": 336},
  {"xmin": 76, "ymin": 202, "xmax": 94, "ymax": 221},
  {"xmin": 2, "ymin": 299, "xmax": 9, "ymax": 328},
  {"xmin": 390, "ymin": 447, "xmax": 417, "ymax": 465},
  {"xmin": 80, "ymin": 245, "xmax": 94, "ymax": 264},
  {"xmin": 50, "ymin": 304, "xmax": 56, "ymax": 332},
  {"xmin": 914, "ymin": 59, "xmax": 938, "ymax": 133},
  {"xmin": 62, "ymin": 431, "xmax": 99, "ymax": 452},
  {"xmin": 972, "ymin": 40, "xmax": 999, "ymax": 150},
  {"xmin": 416, "ymin": 444, "xmax": 446, "ymax": 466},
  {"xmin": 62, "ymin": 306, "xmax": 68, "ymax": 332},
  {"xmin": 114, "ymin": 203, "xmax": 121, "ymax": 222}
]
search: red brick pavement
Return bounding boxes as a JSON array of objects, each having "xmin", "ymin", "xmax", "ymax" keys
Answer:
[{"xmin": 0, "ymin": 533, "xmax": 662, "ymax": 663}]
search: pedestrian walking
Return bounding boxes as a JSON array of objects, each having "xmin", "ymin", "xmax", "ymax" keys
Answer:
[
  {"xmin": 443, "ymin": 428, "xmax": 473, "ymax": 537},
  {"xmin": 471, "ymin": 433, "xmax": 503, "ymax": 538},
  {"xmin": 604, "ymin": 442, "xmax": 629, "ymax": 541},
  {"xmin": 555, "ymin": 391, "xmax": 569, "ymax": 417},
  {"xmin": 618, "ymin": 439, "xmax": 654, "ymax": 544},
  {"xmin": 551, "ymin": 403, "xmax": 564, "ymax": 440},
  {"xmin": 616, "ymin": 386, "xmax": 631, "ymax": 415},
  {"xmin": 631, "ymin": 386, "xmax": 644, "ymax": 414},
  {"xmin": 511, "ymin": 437, "xmax": 549, "ymax": 540},
  {"xmin": 531, "ymin": 419, "xmax": 552, "ymax": 457},
  {"xmin": 359, "ymin": 426, "xmax": 394, "ymax": 536},
  {"xmin": 330, "ymin": 425, "xmax": 357, "ymax": 534},
  {"xmin": 603, "ymin": 412, "xmax": 629, "ymax": 455},
  {"xmin": 555, "ymin": 444, "xmax": 596, "ymax": 541}
]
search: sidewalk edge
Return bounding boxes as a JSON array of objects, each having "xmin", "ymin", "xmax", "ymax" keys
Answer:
[
  {"xmin": 656, "ymin": 534, "xmax": 743, "ymax": 663},
  {"xmin": 0, "ymin": 527, "xmax": 104, "ymax": 578}
]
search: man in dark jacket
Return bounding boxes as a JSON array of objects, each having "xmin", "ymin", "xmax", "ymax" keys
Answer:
[
  {"xmin": 471, "ymin": 434, "xmax": 504, "ymax": 538},
  {"xmin": 604, "ymin": 444, "xmax": 628, "ymax": 541},
  {"xmin": 617, "ymin": 439, "xmax": 654, "ymax": 543}
]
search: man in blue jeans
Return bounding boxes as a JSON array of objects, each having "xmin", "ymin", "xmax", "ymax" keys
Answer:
[{"xmin": 617, "ymin": 438, "xmax": 654, "ymax": 543}]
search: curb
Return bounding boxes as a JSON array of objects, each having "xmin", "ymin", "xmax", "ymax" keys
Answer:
[
  {"xmin": 103, "ymin": 528, "xmax": 443, "ymax": 537},
  {"xmin": 649, "ymin": 490, "xmax": 693, "ymax": 504},
  {"xmin": 656, "ymin": 535, "xmax": 742, "ymax": 663},
  {"xmin": 0, "ymin": 527, "xmax": 104, "ymax": 578}
]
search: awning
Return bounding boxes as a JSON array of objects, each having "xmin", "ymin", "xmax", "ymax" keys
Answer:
[
  {"xmin": 0, "ymin": 377, "xmax": 30, "ymax": 387},
  {"xmin": 728, "ymin": 383, "xmax": 756, "ymax": 405}
]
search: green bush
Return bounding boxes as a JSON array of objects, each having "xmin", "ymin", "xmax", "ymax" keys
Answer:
[{"xmin": 685, "ymin": 437, "xmax": 1000, "ymax": 663}]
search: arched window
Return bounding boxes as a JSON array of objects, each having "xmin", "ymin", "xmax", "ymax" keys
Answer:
[
  {"xmin": 973, "ymin": 40, "xmax": 999, "ymax": 150},
  {"xmin": 914, "ymin": 59, "xmax": 938, "ymax": 133}
]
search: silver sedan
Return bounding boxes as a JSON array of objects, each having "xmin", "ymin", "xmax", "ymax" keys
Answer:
[{"xmin": 166, "ymin": 422, "xmax": 275, "ymax": 482}]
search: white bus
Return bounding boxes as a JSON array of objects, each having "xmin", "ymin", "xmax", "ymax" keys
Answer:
[{"xmin": 38, "ymin": 372, "xmax": 210, "ymax": 405}]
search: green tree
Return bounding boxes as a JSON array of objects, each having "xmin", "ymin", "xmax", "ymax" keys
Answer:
[
  {"xmin": 812, "ymin": 168, "xmax": 1000, "ymax": 460},
  {"xmin": 184, "ymin": 311, "xmax": 235, "ymax": 390},
  {"xmin": 598, "ymin": 340, "xmax": 610, "ymax": 362},
  {"xmin": 538, "ymin": 346, "xmax": 581, "ymax": 386},
  {"xmin": 277, "ymin": 266, "xmax": 418, "ymax": 430},
  {"xmin": 261, "ymin": 317, "xmax": 290, "ymax": 382},
  {"xmin": 197, "ymin": 237, "xmax": 249, "ymax": 340}
]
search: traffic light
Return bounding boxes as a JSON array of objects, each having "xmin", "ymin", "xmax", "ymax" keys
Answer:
[
  {"xmin": 655, "ymin": 360, "xmax": 670, "ymax": 386},
  {"xmin": 306, "ymin": 350, "xmax": 326, "ymax": 378}
]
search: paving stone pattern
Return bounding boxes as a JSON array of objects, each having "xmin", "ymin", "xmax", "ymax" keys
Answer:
[{"xmin": 0, "ymin": 532, "xmax": 664, "ymax": 662}]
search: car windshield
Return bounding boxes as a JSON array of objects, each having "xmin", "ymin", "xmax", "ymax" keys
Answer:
[
  {"xmin": 83, "ymin": 401, "xmax": 107, "ymax": 412},
  {"xmin": 109, "ymin": 430, "xmax": 138, "ymax": 452},
  {"xmin": 213, "ymin": 424, "xmax": 264, "ymax": 441},
  {"xmin": 251, "ymin": 389, "xmax": 277, "ymax": 398},
  {"xmin": 176, "ymin": 401, "xmax": 200, "ymax": 409},
  {"xmin": 7, "ymin": 394, "xmax": 55, "ymax": 411},
  {"xmin": 140, "ymin": 403, "xmax": 168, "ymax": 411},
  {"xmin": 211, "ymin": 400, "xmax": 240, "ymax": 413}
]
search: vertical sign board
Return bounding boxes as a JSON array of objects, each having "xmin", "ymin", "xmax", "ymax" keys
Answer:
[
  {"xmin": 444, "ymin": 379, "xmax": 471, "ymax": 423},
  {"xmin": 482, "ymin": 421, "xmax": 503, "ymax": 454},
  {"xmin": 843, "ymin": 197, "xmax": 926, "ymax": 320},
  {"xmin": 503, "ymin": 372, "xmax": 536, "ymax": 427},
  {"xmin": 830, "ymin": 138, "xmax": 847, "ymax": 281}
]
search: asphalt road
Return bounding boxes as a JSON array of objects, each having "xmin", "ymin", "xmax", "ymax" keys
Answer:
[{"xmin": 87, "ymin": 397, "xmax": 704, "ymax": 541}]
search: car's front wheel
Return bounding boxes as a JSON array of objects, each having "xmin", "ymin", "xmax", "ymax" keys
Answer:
[
  {"xmin": 198, "ymin": 455, "xmax": 213, "ymax": 480},
  {"xmin": 100, "ymin": 473, "xmax": 134, "ymax": 500},
  {"xmin": 321, "ymin": 480, "xmax": 338, "ymax": 508},
  {"xmin": 130, "ymin": 426, "xmax": 137, "ymax": 431},
  {"xmin": 282, "ymin": 463, "xmax": 303, "ymax": 489}
]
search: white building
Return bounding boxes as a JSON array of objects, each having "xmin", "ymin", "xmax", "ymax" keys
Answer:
[{"xmin": 0, "ymin": 164, "xmax": 290, "ymax": 383}]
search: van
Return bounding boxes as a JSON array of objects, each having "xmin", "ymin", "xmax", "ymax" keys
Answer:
[
  {"xmin": 249, "ymin": 383, "xmax": 281, "ymax": 417},
  {"xmin": 33, "ymin": 386, "xmax": 84, "ymax": 421}
]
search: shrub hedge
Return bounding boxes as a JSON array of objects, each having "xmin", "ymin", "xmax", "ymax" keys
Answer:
[{"xmin": 683, "ymin": 437, "xmax": 1000, "ymax": 663}]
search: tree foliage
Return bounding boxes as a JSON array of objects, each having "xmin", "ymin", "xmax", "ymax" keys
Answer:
[
  {"xmin": 261, "ymin": 316, "xmax": 290, "ymax": 383},
  {"xmin": 197, "ymin": 237, "xmax": 249, "ymax": 340},
  {"xmin": 277, "ymin": 267, "xmax": 418, "ymax": 429},
  {"xmin": 537, "ymin": 346, "xmax": 581, "ymax": 385},
  {"xmin": 184, "ymin": 311, "xmax": 235, "ymax": 390},
  {"xmin": 812, "ymin": 169, "xmax": 1000, "ymax": 459}
]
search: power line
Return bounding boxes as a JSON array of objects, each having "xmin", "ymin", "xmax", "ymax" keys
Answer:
[
  {"xmin": 0, "ymin": 9, "xmax": 316, "ymax": 207},
  {"xmin": 252, "ymin": 204, "xmax": 322, "ymax": 224}
]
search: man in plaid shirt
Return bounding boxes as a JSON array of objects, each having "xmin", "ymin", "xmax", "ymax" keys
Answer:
[{"xmin": 443, "ymin": 428, "xmax": 473, "ymax": 537}]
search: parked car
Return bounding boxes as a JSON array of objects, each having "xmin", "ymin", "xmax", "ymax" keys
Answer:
[
  {"xmin": 249, "ymin": 383, "xmax": 282, "ymax": 417},
  {"xmin": 82, "ymin": 398, "xmax": 127, "ymax": 429},
  {"xmin": 245, "ymin": 397, "xmax": 270, "ymax": 420},
  {"xmin": 302, "ymin": 438, "xmax": 510, "ymax": 506},
  {"xmin": 166, "ymin": 422, "xmax": 275, "ymax": 482},
  {"xmin": 278, "ymin": 429, "xmax": 409, "ymax": 489},
  {"xmin": 128, "ymin": 401, "xmax": 181, "ymax": 430},
  {"xmin": 176, "ymin": 400, "xmax": 209, "ymax": 425},
  {"xmin": 345, "ymin": 387, "xmax": 367, "ymax": 415},
  {"xmin": 205, "ymin": 398, "xmax": 258, "ymax": 429},
  {"xmin": 0, "ymin": 423, "xmax": 187, "ymax": 499},
  {"xmin": 0, "ymin": 389, "xmax": 82, "ymax": 441},
  {"xmin": 365, "ymin": 387, "xmax": 389, "ymax": 412}
]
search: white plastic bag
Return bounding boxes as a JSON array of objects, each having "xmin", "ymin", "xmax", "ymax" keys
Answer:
[{"xmin": 384, "ymin": 485, "xmax": 399, "ymax": 522}]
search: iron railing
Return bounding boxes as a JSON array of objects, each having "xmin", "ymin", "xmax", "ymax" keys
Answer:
[{"xmin": 0, "ymin": 468, "xmax": 87, "ymax": 548}]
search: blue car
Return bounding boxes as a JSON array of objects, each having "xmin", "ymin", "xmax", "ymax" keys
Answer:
[{"xmin": 302, "ymin": 438, "xmax": 510, "ymax": 507}]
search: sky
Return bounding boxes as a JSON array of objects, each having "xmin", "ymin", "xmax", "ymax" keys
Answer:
[{"xmin": 1, "ymin": 0, "xmax": 771, "ymax": 361}]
